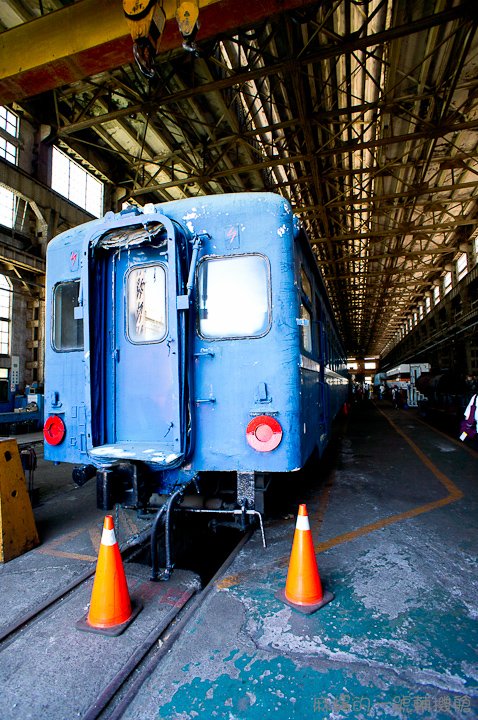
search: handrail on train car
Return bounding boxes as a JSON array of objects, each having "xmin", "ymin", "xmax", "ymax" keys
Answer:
[{"xmin": 186, "ymin": 234, "xmax": 208, "ymax": 298}]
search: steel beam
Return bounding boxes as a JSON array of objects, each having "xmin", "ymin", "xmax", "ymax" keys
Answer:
[
  {"xmin": 313, "ymin": 118, "xmax": 478, "ymax": 160},
  {"xmin": 309, "ymin": 218, "xmax": 478, "ymax": 244},
  {"xmin": 0, "ymin": 160, "xmax": 93, "ymax": 229},
  {"xmin": 56, "ymin": 7, "xmax": 475, "ymax": 138},
  {"xmin": 128, "ymin": 152, "xmax": 310, "ymax": 197},
  {"xmin": 0, "ymin": 241, "xmax": 45, "ymax": 275}
]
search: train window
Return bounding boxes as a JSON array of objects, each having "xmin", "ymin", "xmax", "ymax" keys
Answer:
[
  {"xmin": 127, "ymin": 265, "xmax": 167, "ymax": 343},
  {"xmin": 315, "ymin": 295, "xmax": 322, "ymax": 358},
  {"xmin": 300, "ymin": 266, "xmax": 312, "ymax": 302},
  {"xmin": 323, "ymin": 322, "xmax": 329, "ymax": 363},
  {"xmin": 197, "ymin": 254, "xmax": 270, "ymax": 339},
  {"xmin": 300, "ymin": 304, "xmax": 312, "ymax": 353},
  {"xmin": 52, "ymin": 280, "xmax": 83, "ymax": 351}
]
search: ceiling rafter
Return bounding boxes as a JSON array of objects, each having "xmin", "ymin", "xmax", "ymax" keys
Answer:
[{"xmin": 1, "ymin": 0, "xmax": 478, "ymax": 356}]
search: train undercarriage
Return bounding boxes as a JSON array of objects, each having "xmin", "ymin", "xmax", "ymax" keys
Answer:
[{"xmin": 73, "ymin": 462, "xmax": 268, "ymax": 580}]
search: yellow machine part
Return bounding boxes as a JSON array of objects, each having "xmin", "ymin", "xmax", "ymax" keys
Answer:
[
  {"xmin": 176, "ymin": 1, "xmax": 200, "ymax": 36},
  {"xmin": 123, "ymin": 0, "xmax": 166, "ymax": 45},
  {"xmin": 0, "ymin": 439, "xmax": 39, "ymax": 563}
]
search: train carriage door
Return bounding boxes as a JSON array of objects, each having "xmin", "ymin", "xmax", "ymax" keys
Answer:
[{"xmin": 91, "ymin": 219, "xmax": 184, "ymax": 460}]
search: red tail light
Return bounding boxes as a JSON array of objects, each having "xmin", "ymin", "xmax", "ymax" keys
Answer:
[
  {"xmin": 44, "ymin": 415, "xmax": 66, "ymax": 445},
  {"xmin": 246, "ymin": 415, "xmax": 282, "ymax": 452}
]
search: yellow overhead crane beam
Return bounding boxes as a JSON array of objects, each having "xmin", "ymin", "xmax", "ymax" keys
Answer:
[
  {"xmin": 0, "ymin": 0, "xmax": 317, "ymax": 104},
  {"xmin": 0, "ymin": 0, "xmax": 217, "ymax": 102}
]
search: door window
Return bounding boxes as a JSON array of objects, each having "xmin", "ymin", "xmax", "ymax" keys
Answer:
[
  {"xmin": 127, "ymin": 264, "xmax": 167, "ymax": 343},
  {"xmin": 300, "ymin": 303, "xmax": 312, "ymax": 353}
]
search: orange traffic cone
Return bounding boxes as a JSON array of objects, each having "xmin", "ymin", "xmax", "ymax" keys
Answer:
[
  {"xmin": 277, "ymin": 504, "xmax": 334, "ymax": 614},
  {"xmin": 77, "ymin": 515, "xmax": 142, "ymax": 635}
]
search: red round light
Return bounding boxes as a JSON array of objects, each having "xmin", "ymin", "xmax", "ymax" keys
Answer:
[
  {"xmin": 256, "ymin": 424, "xmax": 273, "ymax": 442},
  {"xmin": 44, "ymin": 415, "xmax": 66, "ymax": 445},
  {"xmin": 246, "ymin": 415, "xmax": 282, "ymax": 452}
]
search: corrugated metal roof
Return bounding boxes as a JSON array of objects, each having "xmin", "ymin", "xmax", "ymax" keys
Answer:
[{"xmin": 1, "ymin": 0, "xmax": 477, "ymax": 357}]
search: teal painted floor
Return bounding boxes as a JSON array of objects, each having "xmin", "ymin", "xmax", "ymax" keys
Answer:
[{"xmin": 121, "ymin": 402, "xmax": 478, "ymax": 719}]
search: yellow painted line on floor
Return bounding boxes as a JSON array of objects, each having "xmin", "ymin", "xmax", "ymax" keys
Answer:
[
  {"xmin": 314, "ymin": 407, "xmax": 464, "ymax": 554},
  {"xmin": 216, "ymin": 408, "xmax": 464, "ymax": 590},
  {"xmin": 35, "ymin": 527, "xmax": 97, "ymax": 563},
  {"xmin": 378, "ymin": 407, "xmax": 463, "ymax": 498},
  {"xmin": 36, "ymin": 549, "xmax": 97, "ymax": 562},
  {"xmin": 34, "ymin": 512, "xmax": 141, "ymax": 563},
  {"xmin": 89, "ymin": 525, "xmax": 102, "ymax": 553},
  {"xmin": 314, "ymin": 494, "xmax": 459, "ymax": 554}
]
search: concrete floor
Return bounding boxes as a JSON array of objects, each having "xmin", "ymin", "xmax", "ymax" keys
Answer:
[
  {"xmin": 1, "ymin": 403, "xmax": 477, "ymax": 719},
  {"xmin": 0, "ymin": 434, "xmax": 201, "ymax": 720},
  {"xmin": 120, "ymin": 401, "xmax": 478, "ymax": 720}
]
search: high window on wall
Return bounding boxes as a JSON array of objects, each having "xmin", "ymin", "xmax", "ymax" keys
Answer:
[
  {"xmin": 0, "ymin": 106, "xmax": 18, "ymax": 163},
  {"xmin": 0, "ymin": 274, "xmax": 12, "ymax": 355},
  {"xmin": 444, "ymin": 271, "xmax": 453, "ymax": 296},
  {"xmin": 0, "ymin": 106, "xmax": 19, "ymax": 229},
  {"xmin": 456, "ymin": 253, "xmax": 468, "ymax": 281},
  {"xmin": 51, "ymin": 147, "xmax": 104, "ymax": 218}
]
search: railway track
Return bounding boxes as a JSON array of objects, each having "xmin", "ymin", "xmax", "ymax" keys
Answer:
[
  {"xmin": 0, "ymin": 522, "xmax": 252, "ymax": 720},
  {"xmin": 86, "ymin": 529, "xmax": 253, "ymax": 720}
]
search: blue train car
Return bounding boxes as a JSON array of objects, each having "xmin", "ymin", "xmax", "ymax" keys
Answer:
[{"xmin": 44, "ymin": 192, "xmax": 348, "ymax": 514}]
